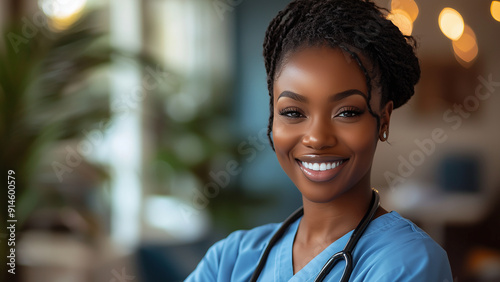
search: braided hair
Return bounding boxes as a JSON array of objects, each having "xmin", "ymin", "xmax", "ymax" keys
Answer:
[{"xmin": 263, "ymin": 0, "xmax": 420, "ymax": 149}]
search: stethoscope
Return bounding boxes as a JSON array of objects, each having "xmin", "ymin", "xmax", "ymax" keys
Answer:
[{"xmin": 249, "ymin": 189, "xmax": 380, "ymax": 282}]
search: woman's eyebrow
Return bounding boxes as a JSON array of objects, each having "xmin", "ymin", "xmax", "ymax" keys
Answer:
[
  {"xmin": 277, "ymin": 90, "xmax": 308, "ymax": 102},
  {"xmin": 277, "ymin": 89, "xmax": 365, "ymax": 102},
  {"xmin": 330, "ymin": 89, "xmax": 366, "ymax": 102}
]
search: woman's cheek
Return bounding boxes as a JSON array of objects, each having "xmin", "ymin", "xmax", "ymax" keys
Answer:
[
  {"xmin": 273, "ymin": 120, "xmax": 300, "ymax": 160},
  {"xmin": 340, "ymin": 123, "xmax": 377, "ymax": 157},
  {"xmin": 273, "ymin": 121, "xmax": 289, "ymax": 152}
]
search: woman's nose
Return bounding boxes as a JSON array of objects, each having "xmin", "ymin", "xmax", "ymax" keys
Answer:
[{"xmin": 301, "ymin": 118, "xmax": 337, "ymax": 150}]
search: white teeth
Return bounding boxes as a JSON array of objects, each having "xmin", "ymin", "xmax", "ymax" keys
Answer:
[{"xmin": 301, "ymin": 160, "xmax": 344, "ymax": 171}]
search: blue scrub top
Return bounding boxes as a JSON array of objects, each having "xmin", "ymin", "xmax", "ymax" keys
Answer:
[{"xmin": 186, "ymin": 211, "xmax": 453, "ymax": 281}]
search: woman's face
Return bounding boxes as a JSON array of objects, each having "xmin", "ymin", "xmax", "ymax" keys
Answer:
[{"xmin": 273, "ymin": 46, "xmax": 392, "ymax": 203}]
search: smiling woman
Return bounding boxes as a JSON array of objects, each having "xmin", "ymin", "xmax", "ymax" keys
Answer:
[
  {"xmin": 186, "ymin": 0, "xmax": 453, "ymax": 281},
  {"xmin": 273, "ymin": 47, "xmax": 388, "ymax": 206}
]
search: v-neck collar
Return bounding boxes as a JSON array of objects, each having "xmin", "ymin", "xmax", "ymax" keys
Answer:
[{"xmin": 276, "ymin": 216, "xmax": 354, "ymax": 282}]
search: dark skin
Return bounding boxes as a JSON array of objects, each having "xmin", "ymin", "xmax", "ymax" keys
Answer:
[{"xmin": 272, "ymin": 46, "xmax": 393, "ymax": 274}]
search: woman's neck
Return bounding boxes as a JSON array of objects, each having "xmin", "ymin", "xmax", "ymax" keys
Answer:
[{"xmin": 297, "ymin": 187, "xmax": 374, "ymax": 245}]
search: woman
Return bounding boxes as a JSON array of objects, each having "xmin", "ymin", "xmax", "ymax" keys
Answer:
[{"xmin": 187, "ymin": 0, "xmax": 453, "ymax": 281}]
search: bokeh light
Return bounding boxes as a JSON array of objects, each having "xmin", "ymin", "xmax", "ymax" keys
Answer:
[
  {"xmin": 439, "ymin": 7, "xmax": 465, "ymax": 40},
  {"xmin": 39, "ymin": 0, "xmax": 87, "ymax": 30},
  {"xmin": 492, "ymin": 1, "xmax": 500, "ymax": 22},
  {"xmin": 388, "ymin": 9, "xmax": 413, "ymax": 36},
  {"xmin": 391, "ymin": 0, "xmax": 419, "ymax": 22},
  {"xmin": 452, "ymin": 25, "xmax": 479, "ymax": 66}
]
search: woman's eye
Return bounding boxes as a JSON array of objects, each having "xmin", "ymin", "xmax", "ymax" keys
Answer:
[
  {"xmin": 336, "ymin": 107, "xmax": 363, "ymax": 118},
  {"xmin": 338, "ymin": 111, "xmax": 359, "ymax": 118},
  {"xmin": 279, "ymin": 108, "xmax": 304, "ymax": 118}
]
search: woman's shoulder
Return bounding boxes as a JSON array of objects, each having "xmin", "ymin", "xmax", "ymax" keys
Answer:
[
  {"xmin": 362, "ymin": 211, "xmax": 446, "ymax": 254},
  {"xmin": 368, "ymin": 211, "xmax": 441, "ymax": 243},
  {"xmin": 355, "ymin": 211, "xmax": 453, "ymax": 281},
  {"xmin": 199, "ymin": 221, "xmax": 283, "ymax": 263}
]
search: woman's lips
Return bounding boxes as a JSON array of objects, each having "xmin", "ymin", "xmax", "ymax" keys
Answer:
[{"xmin": 297, "ymin": 158, "xmax": 348, "ymax": 182}]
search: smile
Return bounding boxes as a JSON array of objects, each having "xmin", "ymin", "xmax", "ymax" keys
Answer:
[
  {"xmin": 296, "ymin": 157, "xmax": 348, "ymax": 182},
  {"xmin": 300, "ymin": 160, "xmax": 344, "ymax": 171}
]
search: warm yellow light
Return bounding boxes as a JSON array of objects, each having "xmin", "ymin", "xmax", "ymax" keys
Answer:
[
  {"xmin": 492, "ymin": 1, "xmax": 500, "ymax": 22},
  {"xmin": 439, "ymin": 8, "xmax": 465, "ymax": 41},
  {"xmin": 39, "ymin": 0, "xmax": 87, "ymax": 30},
  {"xmin": 388, "ymin": 9, "xmax": 413, "ymax": 36},
  {"xmin": 453, "ymin": 26, "xmax": 476, "ymax": 53},
  {"xmin": 452, "ymin": 25, "xmax": 478, "ymax": 66},
  {"xmin": 391, "ymin": 0, "xmax": 419, "ymax": 22}
]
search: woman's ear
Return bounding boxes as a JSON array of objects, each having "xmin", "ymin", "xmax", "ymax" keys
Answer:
[{"xmin": 379, "ymin": 101, "xmax": 393, "ymax": 141}]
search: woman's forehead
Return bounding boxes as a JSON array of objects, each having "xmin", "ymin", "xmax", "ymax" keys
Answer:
[
  {"xmin": 275, "ymin": 47, "xmax": 368, "ymax": 94},
  {"xmin": 274, "ymin": 46, "xmax": 384, "ymax": 108}
]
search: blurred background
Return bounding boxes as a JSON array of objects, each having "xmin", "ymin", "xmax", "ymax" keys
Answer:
[{"xmin": 0, "ymin": 0, "xmax": 499, "ymax": 281}]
